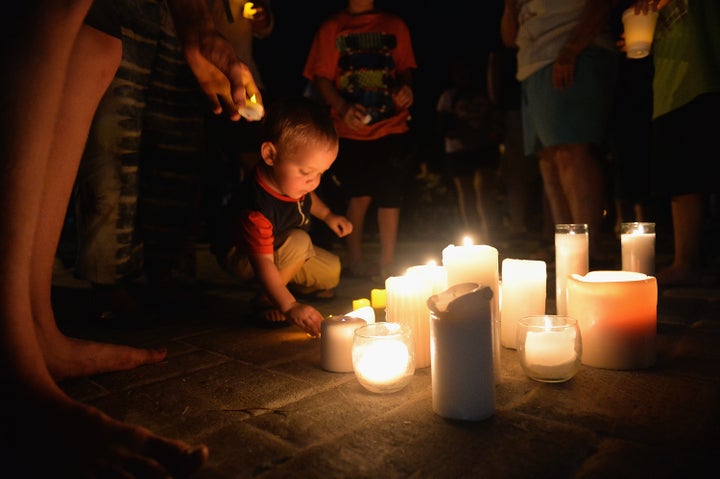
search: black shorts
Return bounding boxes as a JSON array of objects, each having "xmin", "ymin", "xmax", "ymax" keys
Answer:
[{"xmin": 332, "ymin": 133, "xmax": 414, "ymax": 208}]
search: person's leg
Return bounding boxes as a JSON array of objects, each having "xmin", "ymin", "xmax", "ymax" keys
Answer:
[
  {"xmin": 554, "ymin": 143, "xmax": 606, "ymax": 260},
  {"xmin": 32, "ymin": 23, "xmax": 166, "ymax": 381},
  {"xmin": 377, "ymin": 206, "xmax": 400, "ymax": 272},
  {"xmin": 474, "ymin": 168, "xmax": 499, "ymax": 243},
  {"xmin": 537, "ymin": 147, "xmax": 572, "ymax": 225},
  {"xmin": 657, "ymin": 193, "xmax": 704, "ymax": 285},
  {"xmin": 344, "ymin": 195, "xmax": 372, "ymax": 274},
  {"xmin": 453, "ymin": 175, "xmax": 474, "ymax": 232},
  {"xmin": 1, "ymin": 3, "xmax": 207, "ymax": 476}
]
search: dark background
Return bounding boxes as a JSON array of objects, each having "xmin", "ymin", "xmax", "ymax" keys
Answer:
[{"xmin": 254, "ymin": 0, "xmax": 505, "ymax": 157}]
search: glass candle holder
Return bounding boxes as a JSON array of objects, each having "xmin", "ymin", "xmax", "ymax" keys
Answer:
[
  {"xmin": 352, "ymin": 322, "xmax": 415, "ymax": 393},
  {"xmin": 554, "ymin": 223, "xmax": 589, "ymax": 316},
  {"xmin": 621, "ymin": 222, "xmax": 655, "ymax": 275},
  {"xmin": 516, "ymin": 315, "xmax": 582, "ymax": 383}
]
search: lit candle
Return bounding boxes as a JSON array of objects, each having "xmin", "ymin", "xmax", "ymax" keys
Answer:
[
  {"xmin": 427, "ymin": 283, "xmax": 495, "ymax": 421},
  {"xmin": 405, "ymin": 260, "xmax": 448, "ymax": 295},
  {"xmin": 342, "ymin": 305, "xmax": 375, "ymax": 324},
  {"xmin": 352, "ymin": 298, "xmax": 371, "ymax": 311},
  {"xmin": 352, "ymin": 322, "xmax": 415, "ymax": 393},
  {"xmin": 320, "ymin": 315, "xmax": 367, "ymax": 373},
  {"xmin": 242, "ymin": 2, "xmax": 257, "ymax": 19},
  {"xmin": 441, "ymin": 238, "xmax": 500, "ymax": 379},
  {"xmin": 385, "ymin": 274, "xmax": 434, "ymax": 368},
  {"xmin": 567, "ymin": 271, "xmax": 657, "ymax": 370},
  {"xmin": 500, "ymin": 258, "xmax": 547, "ymax": 349},
  {"xmin": 621, "ymin": 222, "xmax": 655, "ymax": 275},
  {"xmin": 517, "ymin": 315, "xmax": 581, "ymax": 382},
  {"xmin": 554, "ymin": 224, "xmax": 589, "ymax": 316}
]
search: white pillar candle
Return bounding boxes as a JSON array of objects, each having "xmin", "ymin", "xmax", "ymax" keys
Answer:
[
  {"xmin": 385, "ymin": 274, "xmax": 434, "ymax": 368},
  {"xmin": 428, "ymin": 283, "xmax": 495, "ymax": 421},
  {"xmin": 554, "ymin": 224, "xmax": 589, "ymax": 316},
  {"xmin": 320, "ymin": 315, "xmax": 368, "ymax": 373},
  {"xmin": 621, "ymin": 222, "xmax": 655, "ymax": 275},
  {"xmin": 500, "ymin": 259, "xmax": 547, "ymax": 349},
  {"xmin": 567, "ymin": 271, "xmax": 657, "ymax": 370},
  {"xmin": 441, "ymin": 239, "xmax": 500, "ymax": 380},
  {"xmin": 405, "ymin": 261, "xmax": 448, "ymax": 296}
]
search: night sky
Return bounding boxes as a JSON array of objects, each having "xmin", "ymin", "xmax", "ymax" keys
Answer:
[{"xmin": 254, "ymin": 0, "xmax": 505, "ymax": 156}]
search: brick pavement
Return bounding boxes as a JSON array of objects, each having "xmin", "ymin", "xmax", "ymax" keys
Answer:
[{"xmin": 53, "ymin": 238, "xmax": 720, "ymax": 479}]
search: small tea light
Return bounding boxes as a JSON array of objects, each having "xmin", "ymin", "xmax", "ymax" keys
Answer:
[
  {"xmin": 321, "ymin": 315, "xmax": 367, "ymax": 373},
  {"xmin": 370, "ymin": 288, "xmax": 386, "ymax": 309},
  {"xmin": 352, "ymin": 322, "xmax": 415, "ymax": 393},
  {"xmin": 516, "ymin": 315, "xmax": 581, "ymax": 383},
  {"xmin": 352, "ymin": 298, "xmax": 371, "ymax": 311}
]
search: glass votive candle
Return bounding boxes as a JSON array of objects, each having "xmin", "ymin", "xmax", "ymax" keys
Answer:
[
  {"xmin": 620, "ymin": 221, "xmax": 655, "ymax": 275},
  {"xmin": 352, "ymin": 322, "xmax": 415, "ymax": 393},
  {"xmin": 516, "ymin": 315, "xmax": 582, "ymax": 383}
]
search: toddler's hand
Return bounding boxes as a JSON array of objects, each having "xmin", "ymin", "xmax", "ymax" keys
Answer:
[
  {"xmin": 325, "ymin": 213, "xmax": 353, "ymax": 238},
  {"xmin": 284, "ymin": 302, "xmax": 323, "ymax": 337}
]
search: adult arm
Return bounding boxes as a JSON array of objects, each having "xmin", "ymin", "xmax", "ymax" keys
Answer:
[{"xmin": 167, "ymin": 0, "xmax": 261, "ymax": 120}]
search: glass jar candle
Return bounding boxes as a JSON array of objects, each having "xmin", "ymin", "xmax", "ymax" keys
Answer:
[{"xmin": 352, "ymin": 322, "xmax": 415, "ymax": 393}]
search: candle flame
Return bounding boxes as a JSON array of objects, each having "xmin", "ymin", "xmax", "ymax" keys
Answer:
[
  {"xmin": 426, "ymin": 259, "xmax": 437, "ymax": 266},
  {"xmin": 462, "ymin": 236, "xmax": 473, "ymax": 246},
  {"xmin": 249, "ymin": 93, "xmax": 257, "ymax": 104},
  {"xmin": 243, "ymin": 2, "xmax": 257, "ymax": 19}
]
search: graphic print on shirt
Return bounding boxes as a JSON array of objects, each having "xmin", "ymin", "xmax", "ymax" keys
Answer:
[{"xmin": 336, "ymin": 32, "xmax": 398, "ymax": 125}]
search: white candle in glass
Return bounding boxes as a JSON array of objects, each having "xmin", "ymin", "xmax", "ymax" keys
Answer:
[
  {"xmin": 621, "ymin": 222, "xmax": 655, "ymax": 275},
  {"xmin": 554, "ymin": 224, "xmax": 589, "ymax": 316},
  {"xmin": 441, "ymin": 238, "xmax": 500, "ymax": 380},
  {"xmin": 385, "ymin": 274, "xmax": 434, "ymax": 369},
  {"xmin": 517, "ymin": 315, "xmax": 581, "ymax": 382},
  {"xmin": 352, "ymin": 322, "xmax": 415, "ymax": 393},
  {"xmin": 567, "ymin": 271, "xmax": 657, "ymax": 370},
  {"xmin": 500, "ymin": 258, "xmax": 547, "ymax": 349}
]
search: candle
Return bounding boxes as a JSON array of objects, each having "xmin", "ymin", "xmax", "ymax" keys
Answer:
[
  {"xmin": 352, "ymin": 298, "xmax": 371, "ymax": 311},
  {"xmin": 427, "ymin": 283, "xmax": 495, "ymax": 421},
  {"xmin": 370, "ymin": 288, "xmax": 386, "ymax": 309},
  {"xmin": 621, "ymin": 222, "xmax": 655, "ymax": 275},
  {"xmin": 385, "ymin": 274, "xmax": 434, "ymax": 368},
  {"xmin": 320, "ymin": 315, "xmax": 368, "ymax": 373},
  {"xmin": 516, "ymin": 315, "xmax": 581, "ymax": 383},
  {"xmin": 352, "ymin": 322, "xmax": 415, "ymax": 393},
  {"xmin": 554, "ymin": 224, "xmax": 589, "ymax": 316},
  {"xmin": 567, "ymin": 271, "xmax": 657, "ymax": 370},
  {"xmin": 405, "ymin": 261, "xmax": 448, "ymax": 295},
  {"xmin": 342, "ymin": 305, "xmax": 375, "ymax": 324},
  {"xmin": 500, "ymin": 258, "xmax": 547, "ymax": 349},
  {"xmin": 441, "ymin": 238, "xmax": 500, "ymax": 380}
]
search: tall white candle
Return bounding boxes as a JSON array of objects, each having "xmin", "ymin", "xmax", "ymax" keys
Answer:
[
  {"xmin": 554, "ymin": 224, "xmax": 589, "ymax": 316},
  {"xmin": 405, "ymin": 261, "xmax": 448, "ymax": 296},
  {"xmin": 320, "ymin": 315, "xmax": 368, "ymax": 373},
  {"xmin": 500, "ymin": 259, "xmax": 547, "ymax": 349},
  {"xmin": 441, "ymin": 239, "xmax": 501, "ymax": 380},
  {"xmin": 385, "ymin": 274, "xmax": 434, "ymax": 368},
  {"xmin": 621, "ymin": 222, "xmax": 655, "ymax": 275},
  {"xmin": 428, "ymin": 284, "xmax": 495, "ymax": 421},
  {"xmin": 567, "ymin": 271, "xmax": 657, "ymax": 370}
]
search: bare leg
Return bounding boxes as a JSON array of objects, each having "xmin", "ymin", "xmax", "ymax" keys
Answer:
[
  {"xmin": 345, "ymin": 195, "xmax": 372, "ymax": 274},
  {"xmin": 657, "ymin": 193, "xmax": 704, "ymax": 285},
  {"xmin": 377, "ymin": 206, "xmax": 400, "ymax": 271},
  {"xmin": 537, "ymin": 147, "xmax": 572, "ymax": 224},
  {"xmin": 474, "ymin": 169, "xmax": 498, "ymax": 243},
  {"xmin": 554, "ymin": 144, "xmax": 606, "ymax": 259},
  {"xmin": 33, "ymin": 24, "xmax": 166, "ymax": 381},
  {"xmin": 1, "ymin": 3, "xmax": 207, "ymax": 476}
]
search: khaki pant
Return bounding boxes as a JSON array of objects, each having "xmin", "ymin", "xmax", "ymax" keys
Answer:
[{"xmin": 223, "ymin": 229, "xmax": 340, "ymax": 291}]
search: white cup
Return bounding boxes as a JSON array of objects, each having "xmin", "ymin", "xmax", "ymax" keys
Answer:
[{"xmin": 622, "ymin": 8, "xmax": 659, "ymax": 59}]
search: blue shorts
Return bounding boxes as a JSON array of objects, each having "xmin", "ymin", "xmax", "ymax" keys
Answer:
[{"xmin": 521, "ymin": 46, "xmax": 618, "ymax": 155}]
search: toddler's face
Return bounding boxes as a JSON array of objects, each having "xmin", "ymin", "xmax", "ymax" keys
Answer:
[{"xmin": 265, "ymin": 139, "xmax": 338, "ymax": 199}]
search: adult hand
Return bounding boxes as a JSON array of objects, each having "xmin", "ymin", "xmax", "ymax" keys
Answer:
[
  {"xmin": 169, "ymin": 0, "xmax": 261, "ymax": 121},
  {"xmin": 341, "ymin": 103, "xmax": 368, "ymax": 130}
]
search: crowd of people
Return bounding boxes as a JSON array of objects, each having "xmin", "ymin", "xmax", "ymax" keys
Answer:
[{"xmin": 2, "ymin": 0, "xmax": 718, "ymax": 476}]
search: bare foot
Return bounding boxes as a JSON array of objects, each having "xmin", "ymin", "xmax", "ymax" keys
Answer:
[
  {"xmin": 5, "ymin": 388, "xmax": 208, "ymax": 478},
  {"xmin": 41, "ymin": 334, "xmax": 167, "ymax": 381}
]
